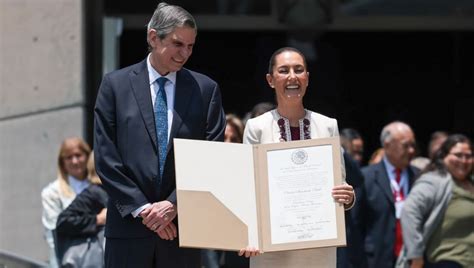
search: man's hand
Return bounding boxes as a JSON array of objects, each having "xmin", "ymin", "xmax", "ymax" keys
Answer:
[
  {"xmin": 156, "ymin": 222, "xmax": 178, "ymax": 240},
  {"xmin": 140, "ymin": 201, "xmax": 177, "ymax": 238}
]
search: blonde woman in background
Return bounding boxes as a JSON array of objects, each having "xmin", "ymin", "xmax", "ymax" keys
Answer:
[
  {"xmin": 55, "ymin": 152, "xmax": 109, "ymax": 267},
  {"xmin": 41, "ymin": 137, "xmax": 91, "ymax": 267},
  {"xmin": 85, "ymin": 151, "xmax": 102, "ymax": 185}
]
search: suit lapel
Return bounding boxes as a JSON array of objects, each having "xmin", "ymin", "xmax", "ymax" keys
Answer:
[
  {"xmin": 129, "ymin": 60, "xmax": 158, "ymax": 151},
  {"xmin": 374, "ymin": 162, "xmax": 394, "ymax": 203},
  {"xmin": 407, "ymin": 166, "xmax": 417, "ymax": 193},
  {"xmin": 168, "ymin": 69, "xmax": 194, "ymax": 153}
]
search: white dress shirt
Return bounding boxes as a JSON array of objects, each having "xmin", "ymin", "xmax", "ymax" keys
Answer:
[
  {"xmin": 147, "ymin": 54, "xmax": 176, "ymax": 142},
  {"xmin": 131, "ymin": 55, "xmax": 178, "ymax": 217}
]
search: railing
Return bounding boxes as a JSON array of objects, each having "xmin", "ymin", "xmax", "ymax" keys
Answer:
[{"xmin": 0, "ymin": 250, "xmax": 47, "ymax": 268}]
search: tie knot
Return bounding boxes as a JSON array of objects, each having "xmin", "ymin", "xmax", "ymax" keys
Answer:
[{"xmin": 156, "ymin": 77, "xmax": 168, "ymax": 90}]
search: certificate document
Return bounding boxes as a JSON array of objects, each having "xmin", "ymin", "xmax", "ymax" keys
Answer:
[
  {"xmin": 267, "ymin": 145, "xmax": 337, "ymax": 244},
  {"xmin": 174, "ymin": 137, "xmax": 346, "ymax": 252}
]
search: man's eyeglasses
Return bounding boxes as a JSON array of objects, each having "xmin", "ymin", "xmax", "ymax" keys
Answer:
[{"xmin": 449, "ymin": 152, "xmax": 473, "ymax": 160}]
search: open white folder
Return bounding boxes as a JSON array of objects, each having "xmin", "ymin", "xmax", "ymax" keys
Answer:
[{"xmin": 174, "ymin": 137, "xmax": 346, "ymax": 252}]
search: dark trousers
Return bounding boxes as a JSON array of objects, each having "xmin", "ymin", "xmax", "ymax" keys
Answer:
[
  {"xmin": 424, "ymin": 260, "xmax": 462, "ymax": 268},
  {"xmin": 105, "ymin": 236, "xmax": 200, "ymax": 268}
]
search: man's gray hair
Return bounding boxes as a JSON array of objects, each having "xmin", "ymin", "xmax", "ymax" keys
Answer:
[
  {"xmin": 379, "ymin": 121, "xmax": 412, "ymax": 147},
  {"xmin": 147, "ymin": 2, "xmax": 197, "ymax": 40}
]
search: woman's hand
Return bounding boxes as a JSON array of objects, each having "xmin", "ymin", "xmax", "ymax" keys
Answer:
[
  {"xmin": 332, "ymin": 183, "xmax": 355, "ymax": 208},
  {"xmin": 238, "ymin": 246, "xmax": 262, "ymax": 258},
  {"xmin": 96, "ymin": 208, "xmax": 107, "ymax": 226},
  {"xmin": 410, "ymin": 257, "xmax": 424, "ymax": 268}
]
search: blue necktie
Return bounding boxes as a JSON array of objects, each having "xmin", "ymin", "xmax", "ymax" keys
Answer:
[{"xmin": 154, "ymin": 77, "xmax": 168, "ymax": 179}]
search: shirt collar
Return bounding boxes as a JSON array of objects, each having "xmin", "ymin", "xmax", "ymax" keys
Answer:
[
  {"xmin": 147, "ymin": 54, "xmax": 177, "ymax": 87},
  {"xmin": 382, "ymin": 156, "xmax": 408, "ymax": 179},
  {"xmin": 68, "ymin": 175, "xmax": 90, "ymax": 194},
  {"xmin": 382, "ymin": 156, "xmax": 400, "ymax": 176}
]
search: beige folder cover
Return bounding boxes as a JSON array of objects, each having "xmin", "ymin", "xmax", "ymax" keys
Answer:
[
  {"xmin": 174, "ymin": 137, "xmax": 346, "ymax": 252},
  {"xmin": 174, "ymin": 139, "xmax": 259, "ymax": 250},
  {"xmin": 177, "ymin": 190, "xmax": 248, "ymax": 250}
]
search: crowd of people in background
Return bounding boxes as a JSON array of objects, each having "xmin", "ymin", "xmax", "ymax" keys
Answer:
[
  {"xmin": 41, "ymin": 109, "xmax": 473, "ymax": 268},
  {"xmin": 220, "ymin": 107, "xmax": 472, "ymax": 268}
]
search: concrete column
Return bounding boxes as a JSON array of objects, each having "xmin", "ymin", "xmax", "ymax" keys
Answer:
[{"xmin": 0, "ymin": 0, "xmax": 85, "ymax": 261}]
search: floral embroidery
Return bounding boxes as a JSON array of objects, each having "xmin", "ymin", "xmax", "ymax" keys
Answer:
[{"xmin": 276, "ymin": 110, "xmax": 310, "ymax": 141}]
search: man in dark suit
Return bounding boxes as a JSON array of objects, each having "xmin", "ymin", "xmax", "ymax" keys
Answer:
[
  {"xmin": 357, "ymin": 121, "xmax": 419, "ymax": 268},
  {"xmin": 94, "ymin": 2, "xmax": 226, "ymax": 267},
  {"xmin": 337, "ymin": 152, "xmax": 368, "ymax": 268},
  {"xmin": 340, "ymin": 128, "xmax": 365, "ymax": 166}
]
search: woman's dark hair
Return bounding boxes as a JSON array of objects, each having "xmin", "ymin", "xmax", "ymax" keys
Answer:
[
  {"xmin": 226, "ymin": 114, "xmax": 244, "ymax": 143},
  {"xmin": 422, "ymin": 134, "xmax": 472, "ymax": 176},
  {"xmin": 250, "ymin": 102, "xmax": 275, "ymax": 118},
  {"xmin": 268, "ymin": 47, "xmax": 307, "ymax": 75}
]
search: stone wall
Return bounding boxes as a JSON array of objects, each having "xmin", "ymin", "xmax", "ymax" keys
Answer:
[{"xmin": 0, "ymin": 0, "xmax": 85, "ymax": 262}]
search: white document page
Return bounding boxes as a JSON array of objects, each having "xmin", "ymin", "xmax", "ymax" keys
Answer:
[{"xmin": 266, "ymin": 145, "xmax": 337, "ymax": 244}]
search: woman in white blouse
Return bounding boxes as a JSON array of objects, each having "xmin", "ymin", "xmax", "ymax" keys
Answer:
[
  {"xmin": 240, "ymin": 47, "xmax": 355, "ymax": 268},
  {"xmin": 41, "ymin": 137, "xmax": 92, "ymax": 267}
]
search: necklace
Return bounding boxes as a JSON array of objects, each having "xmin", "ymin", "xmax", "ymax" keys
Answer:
[{"xmin": 275, "ymin": 110, "xmax": 311, "ymax": 141}]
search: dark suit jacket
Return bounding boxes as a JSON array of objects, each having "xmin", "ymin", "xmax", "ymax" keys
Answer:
[
  {"xmin": 94, "ymin": 59, "xmax": 225, "ymax": 265},
  {"xmin": 55, "ymin": 184, "xmax": 108, "ymax": 263},
  {"xmin": 358, "ymin": 161, "xmax": 419, "ymax": 268},
  {"xmin": 337, "ymin": 152, "xmax": 368, "ymax": 268}
]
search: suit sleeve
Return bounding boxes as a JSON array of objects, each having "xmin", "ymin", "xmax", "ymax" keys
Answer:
[
  {"xmin": 331, "ymin": 121, "xmax": 347, "ymax": 182},
  {"xmin": 331, "ymin": 119, "xmax": 355, "ymax": 210},
  {"xmin": 205, "ymin": 83, "xmax": 226, "ymax": 142},
  {"xmin": 56, "ymin": 186, "xmax": 107, "ymax": 236},
  {"xmin": 94, "ymin": 75, "xmax": 149, "ymax": 217},
  {"xmin": 401, "ymin": 177, "xmax": 437, "ymax": 259}
]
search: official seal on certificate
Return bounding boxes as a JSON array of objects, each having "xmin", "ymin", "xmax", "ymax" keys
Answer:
[{"xmin": 291, "ymin": 149, "xmax": 308, "ymax": 165}]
